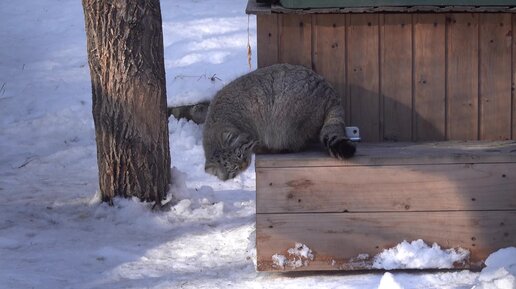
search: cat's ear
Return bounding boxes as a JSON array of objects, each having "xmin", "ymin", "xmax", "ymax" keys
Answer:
[
  {"xmin": 222, "ymin": 130, "xmax": 237, "ymax": 146},
  {"xmin": 222, "ymin": 130, "xmax": 252, "ymax": 148},
  {"xmin": 240, "ymin": 138, "xmax": 258, "ymax": 152}
]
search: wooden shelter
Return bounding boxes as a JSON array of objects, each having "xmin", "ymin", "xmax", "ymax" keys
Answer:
[
  {"xmin": 247, "ymin": 0, "xmax": 516, "ymax": 272},
  {"xmin": 248, "ymin": 0, "xmax": 516, "ymax": 142}
]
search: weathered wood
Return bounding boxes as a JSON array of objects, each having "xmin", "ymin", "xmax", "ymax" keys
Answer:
[
  {"xmin": 255, "ymin": 141, "xmax": 516, "ymax": 168},
  {"xmin": 256, "ymin": 211, "xmax": 516, "ymax": 271},
  {"xmin": 479, "ymin": 14, "xmax": 512, "ymax": 140},
  {"xmin": 265, "ymin": 4, "xmax": 516, "ymax": 14},
  {"xmin": 513, "ymin": 14, "xmax": 516, "ymax": 140},
  {"xmin": 82, "ymin": 0, "xmax": 171, "ymax": 202},
  {"xmin": 254, "ymin": 12, "xmax": 516, "ymax": 142},
  {"xmin": 347, "ymin": 14, "xmax": 380, "ymax": 141},
  {"xmin": 257, "ymin": 163, "xmax": 516, "ymax": 213},
  {"xmin": 447, "ymin": 14, "xmax": 479, "ymax": 140},
  {"xmin": 312, "ymin": 14, "xmax": 348, "ymax": 123},
  {"xmin": 256, "ymin": 141, "xmax": 516, "ymax": 271},
  {"xmin": 381, "ymin": 14, "xmax": 413, "ymax": 141},
  {"xmin": 257, "ymin": 14, "xmax": 279, "ymax": 68},
  {"xmin": 414, "ymin": 14, "xmax": 446, "ymax": 141},
  {"xmin": 253, "ymin": 10, "xmax": 516, "ymax": 273},
  {"xmin": 278, "ymin": 14, "xmax": 312, "ymax": 67}
]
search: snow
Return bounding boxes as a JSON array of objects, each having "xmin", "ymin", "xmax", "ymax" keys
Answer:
[
  {"xmin": 272, "ymin": 254, "xmax": 288, "ymax": 269},
  {"xmin": 163, "ymin": 1, "xmax": 256, "ymax": 106},
  {"xmin": 472, "ymin": 248, "xmax": 516, "ymax": 289},
  {"xmin": 372, "ymin": 239, "xmax": 470, "ymax": 270},
  {"xmin": 377, "ymin": 273, "xmax": 404, "ymax": 289},
  {"xmin": 288, "ymin": 243, "xmax": 315, "ymax": 260},
  {"xmin": 0, "ymin": 0, "xmax": 515, "ymax": 288},
  {"xmin": 272, "ymin": 243, "xmax": 315, "ymax": 269}
]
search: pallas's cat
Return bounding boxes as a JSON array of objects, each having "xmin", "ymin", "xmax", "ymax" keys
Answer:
[{"xmin": 203, "ymin": 64, "xmax": 355, "ymax": 181}]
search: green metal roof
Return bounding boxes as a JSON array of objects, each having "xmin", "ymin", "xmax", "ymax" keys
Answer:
[{"xmin": 279, "ymin": 0, "xmax": 516, "ymax": 9}]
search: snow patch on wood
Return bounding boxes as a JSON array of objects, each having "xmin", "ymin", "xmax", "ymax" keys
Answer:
[{"xmin": 272, "ymin": 242, "xmax": 315, "ymax": 269}]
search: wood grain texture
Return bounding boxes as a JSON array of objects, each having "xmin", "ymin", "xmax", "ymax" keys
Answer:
[
  {"xmin": 82, "ymin": 0, "xmax": 171, "ymax": 202},
  {"xmin": 347, "ymin": 14, "xmax": 380, "ymax": 141},
  {"xmin": 255, "ymin": 12, "xmax": 516, "ymax": 142},
  {"xmin": 414, "ymin": 14, "xmax": 446, "ymax": 141},
  {"xmin": 257, "ymin": 14, "xmax": 279, "ymax": 68},
  {"xmin": 512, "ymin": 14, "xmax": 516, "ymax": 140},
  {"xmin": 278, "ymin": 14, "xmax": 312, "ymax": 67},
  {"xmin": 381, "ymin": 14, "xmax": 413, "ymax": 141},
  {"xmin": 479, "ymin": 14, "xmax": 512, "ymax": 140},
  {"xmin": 257, "ymin": 163, "xmax": 516, "ymax": 213},
  {"xmin": 313, "ymin": 14, "xmax": 348, "ymax": 123},
  {"xmin": 255, "ymin": 141, "xmax": 516, "ymax": 168},
  {"xmin": 256, "ymin": 211, "xmax": 516, "ymax": 271},
  {"xmin": 447, "ymin": 14, "xmax": 479, "ymax": 140}
]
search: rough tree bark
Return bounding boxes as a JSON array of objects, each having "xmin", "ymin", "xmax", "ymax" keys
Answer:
[{"xmin": 82, "ymin": 0, "xmax": 171, "ymax": 204}]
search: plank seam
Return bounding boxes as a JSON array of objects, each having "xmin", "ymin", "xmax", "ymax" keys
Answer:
[
  {"xmin": 311, "ymin": 14, "xmax": 315, "ymax": 70},
  {"xmin": 257, "ymin": 209, "xmax": 516, "ymax": 215},
  {"xmin": 275, "ymin": 14, "xmax": 280, "ymax": 65},
  {"xmin": 379, "ymin": 14, "xmax": 384, "ymax": 141},
  {"xmin": 510, "ymin": 14, "xmax": 515, "ymax": 139},
  {"xmin": 256, "ymin": 160, "xmax": 516, "ymax": 168},
  {"xmin": 308, "ymin": 14, "xmax": 313, "ymax": 69},
  {"xmin": 345, "ymin": 14, "xmax": 351, "ymax": 125},
  {"xmin": 411, "ymin": 14, "xmax": 416, "ymax": 141},
  {"xmin": 477, "ymin": 13, "xmax": 482, "ymax": 140},
  {"xmin": 445, "ymin": 14, "xmax": 450, "ymax": 140},
  {"xmin": 277, "ymin": 14, "xmax": 282, "ymax": 64}
]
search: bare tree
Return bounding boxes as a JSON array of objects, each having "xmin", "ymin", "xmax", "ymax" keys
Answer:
[{"xmin": 82, "ymin": 0, "xmax": 171, "ymax": 204}]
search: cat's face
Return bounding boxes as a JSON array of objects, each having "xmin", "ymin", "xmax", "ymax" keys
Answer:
[
  {"xmin": 204, "ymin": 132, "xmax": 256, "ymax": 181},
  {"xmin": 205, "ymin": 149, "xmax": 252, "ymax": 181}
]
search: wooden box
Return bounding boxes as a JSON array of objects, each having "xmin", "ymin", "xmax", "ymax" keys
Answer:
[
  {"xmin": 255, "ymin": 142, "xmax": 516, "ymax": 271},
  {"xmin": 247, "ymin": 1, "xmax": 516, "ymax": 142}
]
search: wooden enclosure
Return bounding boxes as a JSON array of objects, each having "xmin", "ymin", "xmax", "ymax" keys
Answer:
[
  {"xmin": 247, "ymin": 1, "xmax": 516, "ymax": 272},
  {"xmin": 255, "ymin": 142, "xmax": 516, "ymax": 271},
  {"xmin": 250, "ymin": 7, "xmax": 515, "ymax": 142}
]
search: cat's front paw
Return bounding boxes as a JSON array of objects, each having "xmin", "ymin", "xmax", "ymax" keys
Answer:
[{"xmin": 327, "ymin": 138, "xmax": 356, "ymax": 159}]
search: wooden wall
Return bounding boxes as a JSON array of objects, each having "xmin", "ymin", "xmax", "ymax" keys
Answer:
[
  {"xmin": 257, "ymin": 13, "xmax": 515, "ymax": 142},
  {"xmin": 255, "ymin": 141, "xmax": 516, "ymax": 271}
]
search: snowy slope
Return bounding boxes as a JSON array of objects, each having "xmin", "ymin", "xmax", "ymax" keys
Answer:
[{"xmin": 0, "ymin": 0, "xmax": 514, "ymax": 288}]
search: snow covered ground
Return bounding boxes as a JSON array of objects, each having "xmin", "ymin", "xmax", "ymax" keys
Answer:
[{"xmin": 0, "ymin": 0, "xmax": 514, "ymax": 288}]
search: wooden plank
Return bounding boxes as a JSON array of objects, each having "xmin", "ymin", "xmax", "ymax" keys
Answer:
[
  {"xmin": 269, "ymin": 5, "xmax": 516, "ymax": 14},
  {"xmin": 256, "ymin": 163, "xmax": 516, "ymax": 213},
  {"xmin": 312, "ymin": 14, "xmax": 348, "ymax": 124},
  {"xmin": 479, "ymin": 14, "xmax": 512, "ymax": 140},
  {"xmin": 256, "ymin": 211, "xmax": 516, "ymax": 271},
  {"xmin": 255, "ymin": 141, "xmax": 516, "ymax": 168},
  {"xmin": 513, "ymin": 14, "xmax": 516, "ymax": 140},
  {"xmin": 257, "ymin": 14, "xmax": 279, "ymax": 68},
  {"xmin": 414, "ymin": 14, "xmax": 446, "ymax": 141},
  {"xmin": 381, "ymin": 14, "xmax": 413, "ymax": 141},
  {"xmin": 278, "ymin": 14, "xmax": 312, "ymax": 68},
  {"xmin": 447, "ymin": 14, "xmax": 479, "ymax": 140},
  {"xmin": 347, "ymin": 14, "xmax": 380, "ymax": 142}
]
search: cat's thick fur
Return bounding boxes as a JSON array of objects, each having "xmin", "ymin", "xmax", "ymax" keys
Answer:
[{"xmin": 203, "ymin": 63, "xmax": 356, "ymax": 181}]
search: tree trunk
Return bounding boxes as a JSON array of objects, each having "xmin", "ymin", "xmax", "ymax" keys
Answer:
[{"xmin": 82, "ymin": 0, "xmax": 171, "ymax": 203}]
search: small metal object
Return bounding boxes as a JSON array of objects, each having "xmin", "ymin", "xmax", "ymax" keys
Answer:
[{"xmin": 346, "ymin": 126, "xmax": 361, "ymax": 142}]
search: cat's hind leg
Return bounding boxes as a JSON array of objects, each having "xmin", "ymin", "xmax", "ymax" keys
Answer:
[{"xmin": 319, "ymin": 104, "xmax": 356, "ymax": 159}]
